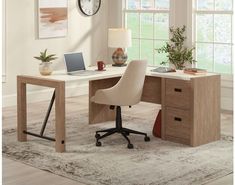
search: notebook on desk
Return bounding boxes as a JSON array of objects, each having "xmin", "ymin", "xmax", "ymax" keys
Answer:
[{"xmin": 64, "ymin": 52, "xmax": 98, "ymax": 76}]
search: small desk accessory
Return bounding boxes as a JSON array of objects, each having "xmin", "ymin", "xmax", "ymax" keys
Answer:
[
  {"xmin": 184, "ymin": 68, "xmax": 207, "ymax": 75},
  {"xmin": 34, "ymin": 49, "xmax": 57, "ymax": 76},
  {"xmin": 151, "ymin": 67, "xmax": 176, "ymax": 73},
  {"xmin": 97, "ymin": 61, "xmax": 106, "ymax": 71}
]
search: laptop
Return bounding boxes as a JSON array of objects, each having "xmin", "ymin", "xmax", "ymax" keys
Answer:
[{"xmin": 64, "ymin": 52, "xmax": 97, "ymax": 76}]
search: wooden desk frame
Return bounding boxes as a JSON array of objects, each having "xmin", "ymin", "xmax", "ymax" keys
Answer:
[
  {"xmin": 17, "ymin": 74, "xmax": 220, "ymax": 152},
  {"xmin": 17, "ymin": 76, "xmax": 65, "ymax": 152}
]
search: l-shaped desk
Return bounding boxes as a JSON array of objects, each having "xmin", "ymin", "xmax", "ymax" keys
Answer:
[{"xmin": 17, "ymin": 66, "xmax": 220, "ymax": 152}]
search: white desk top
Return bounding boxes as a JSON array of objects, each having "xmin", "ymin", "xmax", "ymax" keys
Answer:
[{"xmin": 29, "ymin": 65, "xmax": 219, "ymax": 82}]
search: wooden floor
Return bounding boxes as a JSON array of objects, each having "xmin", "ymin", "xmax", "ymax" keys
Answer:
[{"xmin": 2, "ymin": 95, "xmax": 233, "ymax": 185}]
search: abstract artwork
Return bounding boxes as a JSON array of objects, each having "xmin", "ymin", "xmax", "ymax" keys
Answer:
[{"xmin": 38, "ymin": 0, "xmax": 68, "ymax": 38}]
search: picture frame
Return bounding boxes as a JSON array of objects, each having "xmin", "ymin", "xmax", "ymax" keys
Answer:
[{"xmin": 38, "ymin": 0, "xmax": 68, "ymax": 39}]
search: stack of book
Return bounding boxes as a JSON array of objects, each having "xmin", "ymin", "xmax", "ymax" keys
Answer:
[
  {"xmin": 183, "ymin": 68, "xmax": 207, "ymax": 75},
  {"xmin": 151, "ymin": 67, "xmax": 176, "ymax": 73}
]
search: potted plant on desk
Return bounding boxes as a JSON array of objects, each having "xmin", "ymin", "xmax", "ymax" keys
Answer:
[
  {"xmin": 34, "ymin": 49, "xmax": 57, "ymax": 75},
  {"xmin": 156, "ymin": 25, "xmax": 196, "ymax": 70}
]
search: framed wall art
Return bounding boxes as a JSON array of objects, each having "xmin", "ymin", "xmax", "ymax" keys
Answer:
[{"xmin": 38, "ymin": 0, "xmax": 68, "ymax": 38}]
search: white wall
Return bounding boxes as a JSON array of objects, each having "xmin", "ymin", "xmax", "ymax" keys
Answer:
[
  {"xmin": 3, "ymin": 0, "xmax": 108, "ymax": 106},
  {"xmin": 2, "ymin": 0, "xmax": 6, "ymax": 82}
]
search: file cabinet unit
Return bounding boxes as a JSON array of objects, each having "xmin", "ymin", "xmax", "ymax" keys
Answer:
[{"xmin": 161, "ymin": 75, "xmax": 221, "ymax": 146}]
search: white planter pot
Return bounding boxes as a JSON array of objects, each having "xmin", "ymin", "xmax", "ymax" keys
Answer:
[{"xmin": 39, "ymin": 62, "xmax": 53, "ymax": 75}]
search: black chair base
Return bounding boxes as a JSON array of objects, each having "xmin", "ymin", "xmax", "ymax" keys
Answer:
[{"xmin": 95, "ymin": 106, "xmax": 150, "ymax": 149}]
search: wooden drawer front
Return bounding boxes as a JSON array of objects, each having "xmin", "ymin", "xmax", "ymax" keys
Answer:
[
  {"xmin": 165, "ymin": 79, "xmax": 190, "ymax": 109},
  {"xmin": 165, "ymin": 108, "xmax": 190, "ymax": 140}
]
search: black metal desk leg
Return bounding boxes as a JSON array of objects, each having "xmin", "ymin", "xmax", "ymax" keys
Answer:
[
  {"xmin": 23, "ymin": 90, "xmax": 56, "ymax": 141},
  {"xmin": 40, "ymin": 90, "xmax": 56, "ymax": 136}
]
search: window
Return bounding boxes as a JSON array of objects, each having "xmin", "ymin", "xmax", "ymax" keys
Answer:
[
  {"xmin": 194, "ymin": 0, "xmax": 233, "ymax": 74},
  {"xmin": 123, "ymin": 0, "xmax": 171, "ymax": 66}
]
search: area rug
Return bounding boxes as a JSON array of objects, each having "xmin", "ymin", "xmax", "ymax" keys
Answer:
[{"xmin": 3, "ymin": 113, "xmax": 233, "ymax": 185}]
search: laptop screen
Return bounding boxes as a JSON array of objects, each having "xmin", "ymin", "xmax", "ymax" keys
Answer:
[{"xmin": 64, "ymin": 52, "xmax": 86, "ymax": 72}]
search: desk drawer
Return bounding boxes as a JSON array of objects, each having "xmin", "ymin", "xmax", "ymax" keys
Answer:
[
  {"xmin": 165, "ymin": 107, "xmax": 190, "ymax": 140},
  {"xmin": 165, "ymin": 79, "xmax": 190, "ymax": 109}
]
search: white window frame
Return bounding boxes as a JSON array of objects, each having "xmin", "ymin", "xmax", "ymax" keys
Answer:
[
  {"xmin": 122, "ymin": 0, "xmax": 175, "ymax": 66},
  {"xmin": 192, "ymin": 0, "xmax": 234, "ymax": 74}
]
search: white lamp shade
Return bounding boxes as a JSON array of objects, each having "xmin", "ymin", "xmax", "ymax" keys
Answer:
[{"xmin": 108, "ymin": 28, "xmax": 132, "ymax": 48}]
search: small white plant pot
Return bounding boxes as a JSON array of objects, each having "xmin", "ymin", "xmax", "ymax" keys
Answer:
[{"xmin": 39, "ymin": 62, "xmax": 53, "ymax": 75}]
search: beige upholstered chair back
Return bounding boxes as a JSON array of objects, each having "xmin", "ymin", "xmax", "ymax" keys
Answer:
[
  {"xmin": 112, "ymin": 60, "xmax": 147, "ymax": 105},
  {"xmin": 91, "ymin": 60, "xmax": 147, "ymax": 106}
]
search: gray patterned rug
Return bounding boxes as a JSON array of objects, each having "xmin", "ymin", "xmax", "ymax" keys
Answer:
[{"xmin": 3, "ymin": 113, "xmax": 233, "ymax": 185}]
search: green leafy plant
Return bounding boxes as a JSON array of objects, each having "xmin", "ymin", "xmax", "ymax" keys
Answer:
[
  {"xmin": 34, "ymin": 49, "xmax": 57, "ymax": 63},
  {"xmin": 156, "ymin": 25, "xmax": 196, "ymax": 70}
]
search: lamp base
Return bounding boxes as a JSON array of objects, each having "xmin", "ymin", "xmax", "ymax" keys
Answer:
[
  {"xmin": 112, "ymin": 63, "xmax": 127, "ymax": 67},
  {"xmin": 112, "ymin": 48, "xmax": 128, "ymax": 66}
]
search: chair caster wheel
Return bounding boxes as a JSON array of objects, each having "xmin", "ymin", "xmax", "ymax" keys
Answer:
[
  {"xmin": 127, "ymin": 143, "xmax": 134, "ymax": 149},
  {"xmin": 96, "ymin": 141, "xmax": 102, "ymax": 147},
  {"xmin": 95, "ymin": 133, "xmax": 100, "ymax": 139},
  {"xmin": 144, "ymin": 136, "xmax": 150, "ymax": 142}
]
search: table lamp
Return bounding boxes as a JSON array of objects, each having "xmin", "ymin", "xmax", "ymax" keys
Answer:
[{"xmin": 108, "ymin": 28, "xmax": 132, "ymax": 66}]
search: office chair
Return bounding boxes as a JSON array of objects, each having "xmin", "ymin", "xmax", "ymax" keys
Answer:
[{"xmin": 91, "ymin": 60, "xmax": 150, "ymax": 149}]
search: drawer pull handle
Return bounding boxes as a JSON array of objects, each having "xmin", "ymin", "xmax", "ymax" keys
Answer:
[
  {"xmin": 174, "ymin": 117, "xmax": 182, "ymax": 122},
  {"xmin": 174, "ymin": 88, "xmax": 182, "ymax": 92}
]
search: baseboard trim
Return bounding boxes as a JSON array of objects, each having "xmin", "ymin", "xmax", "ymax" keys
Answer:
[{"xmin": 3, "ymin": 84, "xmax": 89, "ymax": 107}]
